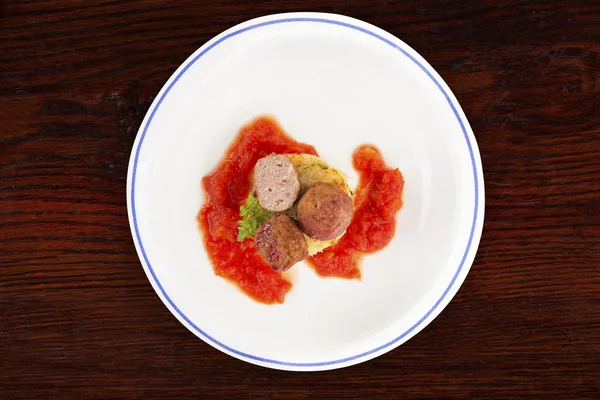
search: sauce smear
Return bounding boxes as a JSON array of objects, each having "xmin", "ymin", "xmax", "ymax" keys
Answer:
[
  {"xmin": 198, "ymin": 117, "xmax": 317, "ymax": 304},
  {"xmin": 307, "ymin": 145, "xmax": 404, "ymax": 279}
]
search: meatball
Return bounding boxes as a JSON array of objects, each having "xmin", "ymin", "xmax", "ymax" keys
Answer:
[
  {"xmin": 253, "ymin": 154, "xmax": 301, "ymax": 212},
  {"xmin": 297, "ymin": 182, "xmax": 353, "ymax": 241},
  {"xmin": 255, "ymin": 214, "xmax": 309, "ymax": 272}
]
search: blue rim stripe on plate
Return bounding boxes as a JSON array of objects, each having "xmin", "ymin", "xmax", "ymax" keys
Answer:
[{"xmin": 130, "ymin": 17, "xmax": 480, "ymax": 367}]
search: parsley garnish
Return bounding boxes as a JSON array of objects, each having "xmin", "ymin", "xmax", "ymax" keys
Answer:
[{"xmin": 237, "ymin": 193, "xmax": 274, "ymax": 241}]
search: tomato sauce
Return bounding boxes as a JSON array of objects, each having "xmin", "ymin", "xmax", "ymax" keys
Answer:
[
  {"xmin": 198, "ymin": 117, "xmax": 404, "ymax": 304},
  {"xmin": 307, "ymin": 145, "xmax": 404, "ymax": 279},
  {"xmin": 198, "ymin": 117, "xmax": 317, "ymax": 304}
]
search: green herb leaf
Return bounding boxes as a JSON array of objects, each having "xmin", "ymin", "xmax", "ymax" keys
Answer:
[{"xmin": 237, "ymin": 193, "xmax": 274, "ymax": 241}]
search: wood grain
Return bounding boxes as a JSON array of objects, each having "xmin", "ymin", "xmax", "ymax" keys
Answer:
[{"xmin": 1, "ymin": 0, "xmax": 599, "ymax": 398}]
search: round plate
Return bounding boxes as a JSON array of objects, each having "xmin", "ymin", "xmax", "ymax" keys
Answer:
[{"xmin": 127, "ymin": 12, "xmax": 485, "ymax": 371}]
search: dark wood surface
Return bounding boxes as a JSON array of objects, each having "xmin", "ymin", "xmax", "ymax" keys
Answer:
[{"xmin": 2, "ymin": 0, "xmax": 599, "ymax": 398}]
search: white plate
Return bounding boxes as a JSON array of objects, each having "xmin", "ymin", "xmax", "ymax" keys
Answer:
[{"xmin": 127, "ymin": 12, "xmax": 485, "ymax": 371}]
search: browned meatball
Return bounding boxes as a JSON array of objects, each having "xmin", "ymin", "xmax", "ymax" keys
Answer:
[
  {"xmin": 297, "ymin": 182, "xmax": 353, "ymax": 241},
  {"xmin": 253, "ymin": 154, "xmax": 301, "ymax": 212},
  {"xmin": 255, "ymin": 214, "xmax": 309, "ymax": 272}
]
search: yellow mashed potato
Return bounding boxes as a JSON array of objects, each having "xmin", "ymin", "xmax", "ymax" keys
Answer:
[{"xmin": 287, "ymin": 153, "xmax": 352, "ymax": 256}]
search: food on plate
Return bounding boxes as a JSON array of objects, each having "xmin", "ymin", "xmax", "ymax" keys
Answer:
[
  {"xmin": 255, "ymin": 214, "xmax": 309, "ymax": 272},
  {"xmin": 253, "ymin": 153, "xmax": 301, "ymax": 212},
  {"xmin": 197, "ymin": 116, "xmax": 404, "ymax": 304},
  {"xmin": 297, "ymin": 182, "xmax": 353, "ymax": 241},
  {"xmin": 241, "ymin": 153, "xmax": 353, "ymax": 272},
  {"xmin": 249, "ymin": 155, "xmax": 353, "ymax": 270}
]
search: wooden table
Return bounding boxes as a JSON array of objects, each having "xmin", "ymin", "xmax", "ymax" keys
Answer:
[{"xmin": 2, "ymin": 1, "xmax": 599, "ymax": 398}]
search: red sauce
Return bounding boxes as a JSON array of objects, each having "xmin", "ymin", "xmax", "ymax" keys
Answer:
[
  {"xmin": 198, "ymin": 117, "xmax": 317, "ymax": 304},
  {"xmin": 198, "ymin": 117, "xmax": 404, "ymax": 304},
  {"xmin": 307, "ymin": 145, "xmax": 404, "ymax": 279}
]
